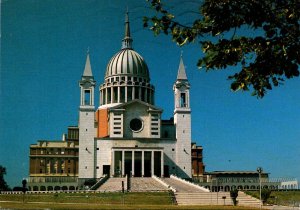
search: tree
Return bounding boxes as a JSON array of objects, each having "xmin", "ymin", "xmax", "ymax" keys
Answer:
[
  {"xmin": 261, "ymin": 188, "xmax": 272, "ymax": 204},
  {"xmin": 0, "ymin": 165, "xmax": 10, "ymax": 191},
  {"xmin": 144, "ymin": 0, "xmax": 300, "ymax": 97},
  {"xmin": 230, "ymin": 189, "xmax": 239, "ymax": 206}
]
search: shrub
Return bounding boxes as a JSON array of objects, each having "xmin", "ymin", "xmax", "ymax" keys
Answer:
[
  {"xmin": 230, "ymin": 189, "xmax": 239, "ymax": 206},
  {"xmin": 261, "ymin": 189, "xmax": 272, "ymax": 204},
  {"xmin": 84, "ymin": 179, "xmax": 97, "ymax": 187}
]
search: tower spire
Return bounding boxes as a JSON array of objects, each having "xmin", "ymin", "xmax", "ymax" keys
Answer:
[
  {"xmin": 177, "ymin": 54, "xmax": 188, "ymax": 81},
  {"xmin": 122, "ymin": 10, "xmax": 133, "ymax": 49},
  {"xmin": 82, "ymin": 49, "xmax": 93, "ymax": 78}
]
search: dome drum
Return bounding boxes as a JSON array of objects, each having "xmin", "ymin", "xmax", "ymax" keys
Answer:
[{"xmin": 99, "ymin": 84, "xmax": 154, "ymax": 106}]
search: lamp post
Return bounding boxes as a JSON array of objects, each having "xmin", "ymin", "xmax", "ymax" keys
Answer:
[{"xmin": 257, "ymin": 167, "xmax": 263, "ymax": 210}]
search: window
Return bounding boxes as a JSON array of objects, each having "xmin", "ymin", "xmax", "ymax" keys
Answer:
[
  {"xmin": 113, "ymin": 87, "xmax": 118, "ymax": 102},
  {"xmin": 127, "ymin": 86, "xmax": 132, "ymax": 101},
  {"xmin": 151, "ymin": 132, "xmax": 159, "ymax": 135},
  {"xmin": 130, "ymin": 118, "xmax": 143, "ymax": 132},
  {"xmin": 180, "ymin": 93, "xmax": 186, "ymax": 107},
  {"xmin": 114, "ymin": 131, "xmax": 121, "ymax": 134},
  {"xmin": 120, "ymin": 87, "xmax": 125, "ymax": 102},
  {"xmin": 84, "ymin": 90, "xmax": 91, "ymax": 105}
]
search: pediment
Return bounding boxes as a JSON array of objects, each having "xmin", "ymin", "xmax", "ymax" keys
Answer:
[{"xmin": 109, "ymin": 99, "xmax": 163, "ymax": 112}]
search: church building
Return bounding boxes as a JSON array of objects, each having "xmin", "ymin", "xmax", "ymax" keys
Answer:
[{"xmin": 28, "ymin": 12, "xmax": 203, "ymax": 191}]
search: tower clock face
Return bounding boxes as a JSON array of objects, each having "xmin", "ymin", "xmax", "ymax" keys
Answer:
[{"xmin": 130, "ymin": 118, "xmax": 143, "ymax": 132}]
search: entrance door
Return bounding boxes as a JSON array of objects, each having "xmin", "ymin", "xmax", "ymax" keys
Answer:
[
  {"xmin": 144, "ymin": 151, "xmax": 151, "ymax": 177},
  {"xmin": 124, "ymin": 151, "xmax": 132, "ymax": 176},
  {"xmin": 103, "ymin": 165, "xmax": 110, "ymax": 176},
  {"xmin": 134, "ymin": 151, "xmax": 142, "ymax": 177}
]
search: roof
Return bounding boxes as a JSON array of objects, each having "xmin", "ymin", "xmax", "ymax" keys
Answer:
[
  {"xmin": 177, "ymin": 55, "xmax": 188, "ymax": 80},
  {"xmin": 83, "ymin": 52, "xmax": 93, "ymax": 77},
  {"xmin": 105, "ymin": 49, "xmax": 149, "ymax": 79},
  {"xmin": 110, "ymin": 99, "xmax": 163, "ymax": 112},
  {"xmin": 207, "ymin": 171, "xmax": 269, "ymax": 175}
]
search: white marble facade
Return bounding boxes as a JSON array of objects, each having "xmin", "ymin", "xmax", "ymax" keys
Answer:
[{"xmin": 78, "ymin": 12, "xmax": 192, "ymax": 182}]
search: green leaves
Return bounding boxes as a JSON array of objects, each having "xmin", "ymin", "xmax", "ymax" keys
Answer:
[{"xmin": 145, "ymin": 0, "xmax": 300, "ymax": 98}]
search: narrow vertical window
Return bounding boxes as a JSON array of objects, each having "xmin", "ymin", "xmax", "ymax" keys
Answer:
[
  {"xmin": 141, "ymin": 87, "xmax": 145, "ymax": 102},
  {"xmin": 84, "ymin": 90, "xmax": 91, "ymax": 105},
  {"xmin": 107, "ymin": 87, "xmax": 111, "ymax": 103},
  {"xmin": 135, "ymin": 86, "xmax": 139, "ymax": 99},
  {"xmin": 127, "ymin": 86, "xmax": 132, "ymax": 101},
  {"xmin": 180, "ymin": 93, "xmax": 186, "ymax": 107},
  {"xmin": 120, "ymin": 87, "xmax": 125, "ymax": 103},
  {"xmin": 113, "ymin": 87, "xmax": 118, "ymax": 103},
  {"xmin": 103, "ymin": 90, "xmax": 106, "ymax": 105}
]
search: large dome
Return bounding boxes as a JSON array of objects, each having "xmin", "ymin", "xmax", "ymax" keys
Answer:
[
  {"xmin": 99, "ymin": 12, "xmax": 155, "ymax": 107},
  {"xmin": 105, "ymin": 48, "xmax": 149, "ymax": 80}
]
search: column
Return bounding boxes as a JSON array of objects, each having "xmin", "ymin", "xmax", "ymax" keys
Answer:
[
  {"xmin": 151, "ymin": 151, "xmax": 154, "ymax": 176},
  {"xmin": 132, "ymin": 86, "xmax": 135, "ymax": 100},
  {"xmin": 131, "ymin": 151, "xmax": 135, "ymax": 177},
  {"xmin": 139, "ymin": 87, "xmax": 142, "ymax": 100},
  {"xmin": 142, "ymin": 151, "xmax": 144, "ymax": 177},
  {"xmin": 111, "ymin": 150, "xmax": 115, "ymax": 177},
  {"xmin": 161, "ymin": 151, "xmax": 164, "ymax": 177},
  {"xmin": 122, "ymin": 150, "xmax": 125, "ymax": 177},
  {"xmin": 125, "ymin": 86, "xmax": 128, "ymax": 102},
  {"xmin": 111, "ymin": 86, "xmax": 113, "ymax": 103},
  {"xmin": 145, "ymin": 88, "xmax": 148, "ymax": 103},
  {"xmin": 91, "ymin": 86, "xmax": 94, "ymax": 105},
  {"xmin": 100, "ymin": 90, "xmax": 103, "ymax": 105}
]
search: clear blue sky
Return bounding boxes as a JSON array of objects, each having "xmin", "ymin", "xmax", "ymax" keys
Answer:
[{"xmin": 1, "ymin": 0, "xmax": 299, "ymax": 187}]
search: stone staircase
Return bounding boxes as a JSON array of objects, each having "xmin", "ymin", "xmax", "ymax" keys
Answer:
[
  {"xmin": 175, "ymin": 192, "xmax": 233, "ymax": 205},
  {"xmin": 237, "ymin": 191, "xmax": 262, "ymax": 208},
  {"xmin": 96, "ymin": 177, "xmax": 127, "ymax": 192},
  {"xmin": 159, "ymin": 176, "xmax": 260, "ymax": 207},
  {"xmin": 130, "ymin": 177, "xmax": 169, "ymax": 192},
  {"xmin": 161, "ymin": 177, "xmax": 206, "ymax": 193}
]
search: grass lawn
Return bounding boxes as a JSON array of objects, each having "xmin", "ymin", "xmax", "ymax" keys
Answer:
[
  {"xmin": 0, "ymin": 192, "xmax": 172, "ymax": 205},
  {"xmin": 0, "ymin": 202, "xmax": 262, "ymax": 210},
  {"xmin": 0, "ymin": 192, "xmax": 261, "ymax": 210}
]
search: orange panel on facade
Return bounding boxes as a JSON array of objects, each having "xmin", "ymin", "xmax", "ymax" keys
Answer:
[{"xmin": 96, "ymin": 109, "xmax": 109, "ymax": 138}]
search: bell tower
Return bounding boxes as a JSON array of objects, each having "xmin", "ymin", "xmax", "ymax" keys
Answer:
[
  {"xmin": 78, "ymin": 51, "xmax": 96, "ymax": 183},
  {"xmin": 173, "ymin": 54, "xmax": 191, "ymax": 178}
]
